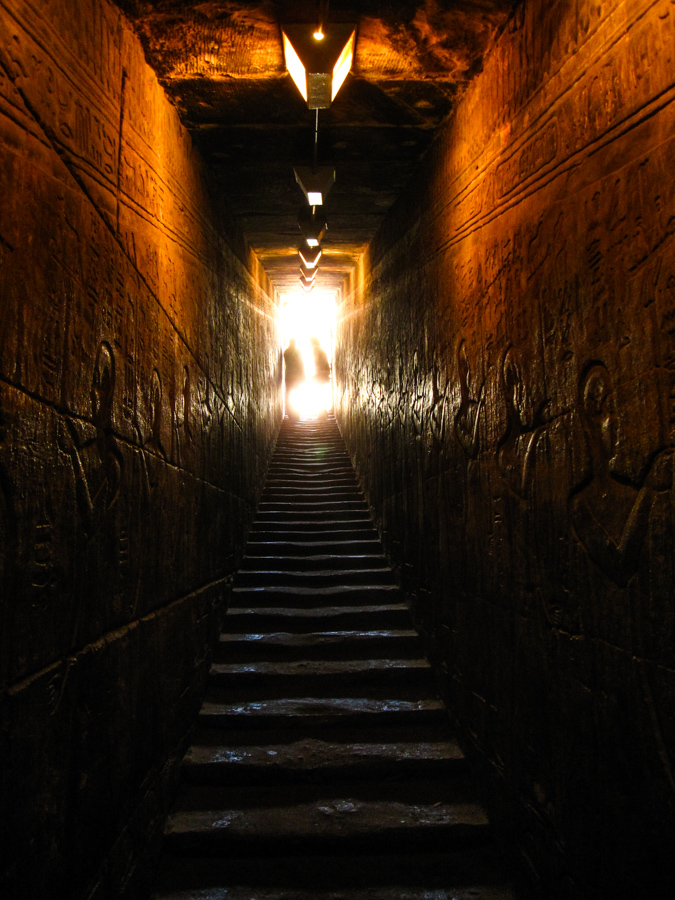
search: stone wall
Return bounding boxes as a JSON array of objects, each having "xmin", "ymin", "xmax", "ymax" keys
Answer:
[
  {"xmin": 335, "ymin": 1, "xmax": 675, "ymax": 896},
  {"xmin": 0, "ymin": 1, "xmax": 281, "ymax": 897}
]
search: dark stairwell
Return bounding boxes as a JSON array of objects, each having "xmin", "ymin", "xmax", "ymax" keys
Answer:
[
  {"xmin": 4, "ymin": 2, "xmax": 675, "ymax": 899},
  {"xmin": 153, "ymin": 416, "xmax": 520, "ymax": 899}
]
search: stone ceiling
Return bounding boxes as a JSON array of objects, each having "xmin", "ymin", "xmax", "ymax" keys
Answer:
[{"xmin": 117, "ymin": 1, "xmax": 515, "ymax": 294}]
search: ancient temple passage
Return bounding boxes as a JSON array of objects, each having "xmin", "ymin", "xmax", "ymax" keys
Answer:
[
  {"xmin": 155, "ymin": 417, "xmax": 518, "ymax": 897},
  {"xmin": 1, "ymin": 1, "xmax": 675, "ymax": 899}
]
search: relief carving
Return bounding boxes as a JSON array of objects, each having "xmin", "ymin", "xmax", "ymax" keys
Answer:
[
  {"xmin": 454, "ymin": 339, "xmax": 484, "ymax": 459},
  {"xmin": 570, "ymin": 363, "xmax": 672, "ymax": 587},
  {"xmin": 498, "ymin": 347, "xmax": 542, "ymax": 500},
  {"xmin": 26, "ymin": 508, "xmax": 60, "ymax": 609},
  {"xmin": 63, "ymin": 341, "xmax": 122, "ymax": 539}
]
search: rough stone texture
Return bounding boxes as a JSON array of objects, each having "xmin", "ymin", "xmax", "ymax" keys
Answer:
[
  {"xmin": 0, "ymin": 1, "xmax": 280, "ymax": 898},
  {"xmin": 335, "ymin": 1, "xmax": 675, "ymax": 896}
]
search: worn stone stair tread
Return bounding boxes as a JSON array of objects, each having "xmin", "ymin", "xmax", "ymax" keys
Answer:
[
  {"xmin": 155, "ymin": 887, "xmax": 517, "ymax": 900},
  {"xmin": 223, "ymin": 608, "xmax": 410, "ymax": 634},
  {"xmin": 269, "ymin": 472, "xmax": 354, "ymax": 478},
  {"xmin": 263, "ymin": 494, "xmax": 363, "ymax": 504},
  {"xmin": 211, "ymin": 658, "xmax": 430, "ymax": 676},
  {"xmin": 249, "ymin": 520, "xmax": 379, "ymax": 544},
  {"xmin": 265, "ymin": 485, "xmax": 359, "ymax": 494},
  {"xmin": 235, "ymin": 570, "xmax": 397, "ymax": 588},
  {"xmin": 199, "ymin": 697, "xmax": 447, "ymax": 727},
  {"xmin": 256, "ymin": 513, "xmax": 372, "ymax": 524},
  {"xmin": 251, "ymin": 521, "xmax": 376, "ymax": 531},
  {"xmin": 275, "ymin": 458, "xmax": 351, "ymax": 469},
  {"xmin": 208, "ymin": 659, "xmax": 432, "ymax": 694},
  {"xmin": 265, "ymin": 478, "xmax": 358, "ymax": 487},
  {"xmin": 216, "ymin": 630, "xmax": 423, "ymax": 663},
  {"xmin": 246, "ymin": 540, "xmax": 382, "ymax": 552},
  {"xmin": 258, "ymin": 509, "xmax": 368, "ymax": 517},
  {"xmin": 183, "ymin": 738, "xmax": 464, "ymax": 782},
  {"xmin": 226, "ymin": 604, "xmax": 407, "ymax": 619},
  {"xmin": 241, "ymin": 554, "xmax": 388, "ymax": 567},
  {"xmin": 164, "ymin": 798, "xmax": 489, "ymax": 853},
  {"xmin": 219, "ymin": 629, "xmax": 419, "ymax": 648},
  {"xmin": 232, "ymin": 584, "xmax": 400, "ymax": 598},
  {"xmin": 260, "ymin": 499, "xmax": 367, "ymax": 507}
]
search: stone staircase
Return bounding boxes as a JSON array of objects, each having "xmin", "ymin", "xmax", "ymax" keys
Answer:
[{"xmin": 153, "ymin": 416, "xmax": 519, "ymax": 900}]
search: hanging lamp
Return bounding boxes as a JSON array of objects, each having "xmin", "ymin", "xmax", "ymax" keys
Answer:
[
  {"xmin": 299, "ymin": 263, "xmax": 318, "ymax": 283},
  {"xmin": 294, "ymin": 166, "xmax": 335, "ymax": 206},
  {"xmin": 298, "ymin": 206, "xmax": 327, "ymax": 247},
  {"xmin": 299, "ymin": 243, "xmax": 322, "ymax": 269},
  {"xmin": 282, "ymin": 23, "xmax": 356, "ymax": 109}
]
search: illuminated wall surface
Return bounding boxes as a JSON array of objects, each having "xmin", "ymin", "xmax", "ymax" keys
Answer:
[
  {"xmin": 336, "ymin": 1, "xmax": 675, "ymax": 896},
  {"xmin": 0, "ymin": 1, "xmax": 280, "ymax": 896}
]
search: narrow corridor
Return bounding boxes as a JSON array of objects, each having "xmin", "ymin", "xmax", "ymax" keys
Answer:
[{"xmin": 154, "ymin": 417, "xmax": 517, "ymax": 899}]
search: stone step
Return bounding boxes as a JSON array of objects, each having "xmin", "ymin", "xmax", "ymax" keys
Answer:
[
  {"xmin": 274, "ymin": 454, "xmax": 352, "ymax": 466},
  {"xmin": 244, "ymin": 539, "xmax": 383, "ymax": 556},
  {"xmin": 238, "ymin": 553, "xmax": 389, "ymax": 572},
  {"xmin": 163, "ymin": 796, "xmax": 490, "ymax": 856},
  {"xmin": 266, "ymin": 470, "xmax": 356, "ymax": 482},
  {"xmin": 215, "ymin": 629, "xmax": 423, "ymax": 662},
  {"xmin": 263, "ymin": 477, "xmax": 359, "ymax": 487},
  {"xmin": 276, "ymin": 439, "xmax": 344, "ymax": 446},
  {"xmin": 249, "ymin": 524, "xmax": 379, "ymax": 541},
  {"xmin": 258, "ymin": 499, "xmax": 369, "ymax": 512},
  {"xmin": 230, "ymin": 583, "xmax": 402, "ymax": 607},
  {"xmin": 234, "ymin": 568, "xmax": 397, "ymax": 588},
  {"xmin": 206, "ymin": 658, "xmax": 433, "ymax": 700},
  {"xmin": 197, "ymin": 697, "xmax": 449, "ymax": 732},
  {"xmin": 256, "ymin": 510, "xmax": 372, "ymax": 523},
  {"xmin": 262, "ymin": 489, "xmax": 363, "ymax": 502},
  {"xmin": 266, "ymin": 470, "xmax": 357, "ymax": 480},
  {"xmin": 233, "ymin": 570, "xmax": 396, "ymax": 588},
  {"xmin": 181, "ymin": 737, "xmax": 465, "ymax": 786},
  {"xmin": 268, "ymin": 460, "xmax": 353, "ymax": 470},
  {"xmin": 223, "ymin": 604, "xmax": 411, "ymax": 633}
]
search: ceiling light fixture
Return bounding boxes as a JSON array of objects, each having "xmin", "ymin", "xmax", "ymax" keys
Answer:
[
  {"xmin": 300, "ymin": 276, "xmax": 315, "ymax": 293},
  {"xmin": 299, "ymin": 263, "xmax": 318, "ymax": 282},
  {"xmin": 294, "ymin": 166, "xmax": 335, "ymax": 206},
  {"xmin": 299, "ymin": 243, "xmax": 322, "ymax": 269},
  {"xmin": 282, "ymin": 23, "xmax": 356, "ymax": 109},
  {"xmin": 298, "ymin": 206, "xmax": 327, "ymax": 247}
]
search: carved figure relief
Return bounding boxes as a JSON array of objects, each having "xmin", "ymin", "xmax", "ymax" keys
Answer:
[
  {"xmin": 54, "ymin": 342, "xmax": 128, "ymax": 703},
  {"xmin": 429, "ymin": 356, "xmax": 449, "ymax": 449},
  {"xmin": 454, "ymin": 339, "xmax": 485, "ymax": 459},
  {"xmin": 498, "ymin": 346, "xmax": 541, "ymax": 499},
  {"xmin": 64, "ymin": 341, "xmax": 122, "ymax": 539},
  {"xmin": 570, "ymin": 363, "xmax": 672, "ymax": 587},
  {"xmin": 144, "ymin": 368, "xmax": 166, "ymax": 461}
]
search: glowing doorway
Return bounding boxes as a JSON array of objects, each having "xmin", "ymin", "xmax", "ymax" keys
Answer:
[{"xmin": 282, "ymin": 290, "xmax": 336, "ymax": 419}]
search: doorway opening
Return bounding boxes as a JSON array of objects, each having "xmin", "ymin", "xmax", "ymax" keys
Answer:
[{"xmin": 281, "ymin": 290, "xmax": 337, "ymax": 419}]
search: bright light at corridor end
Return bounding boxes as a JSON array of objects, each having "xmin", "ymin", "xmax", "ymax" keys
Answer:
[{"xmin": 283, "ymin": 289, "xmax": 337, "ymax": 419}]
